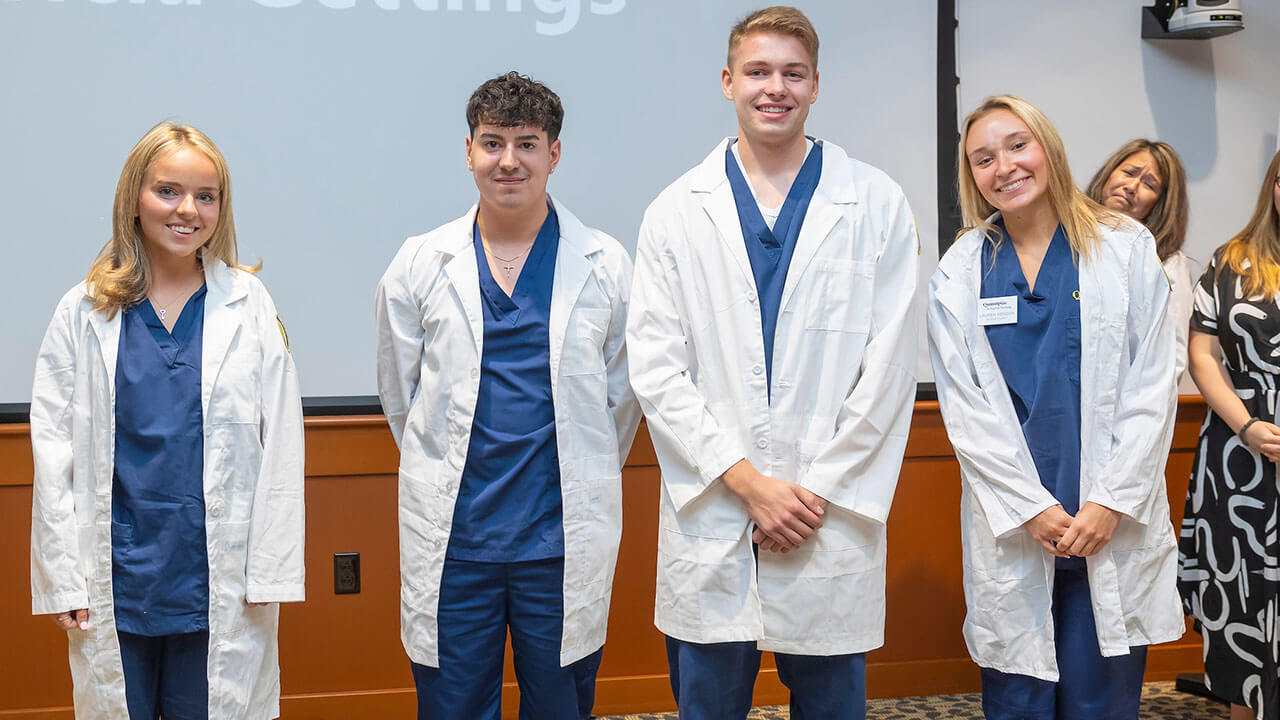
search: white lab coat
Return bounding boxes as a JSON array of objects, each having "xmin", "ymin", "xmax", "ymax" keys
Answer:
[
  {"xmin": 927, "ymin": 215, "xmax": 1184, "ymax": 681},
  {"xmin": 1162, "ymin": 250, "xmax": 1197, "ymax": 392},
  {"xmin": 627, "ymin": 139, "xmax": 920, "ymax": 655},
  {"xmin": 30, "ymin": 259, "xmax": 306, "ymax": 719},
  {"xmin": 375, "ymin": 198, "xmax": 640, "ymax": 668}
]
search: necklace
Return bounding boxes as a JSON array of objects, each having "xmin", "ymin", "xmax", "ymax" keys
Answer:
[
  {"xmin": 150, "ymin": 275, "xmax": 204, "ymax": 323},
  {"xmin": 483, "ymin": 241, "xmax": 535, "ymax": 280}
]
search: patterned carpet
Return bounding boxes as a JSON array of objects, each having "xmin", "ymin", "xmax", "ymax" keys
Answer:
[{"xmin": 598, "ymin": 681, "xmax": 1227, "ymax": 719}]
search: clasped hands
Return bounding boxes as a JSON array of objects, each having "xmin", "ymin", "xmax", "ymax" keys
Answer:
[
  {"xmin": 721, "ymin": 459, "xmax": 828, "ymax": 554},
  {"xmin": 1024, "ymin": 502, "xmax": 1121, "ymax": 558}
]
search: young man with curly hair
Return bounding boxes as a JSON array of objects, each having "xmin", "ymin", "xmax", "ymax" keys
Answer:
[{"xmin": 376, "ymin": 71, "xmax": 640, "ymax": 720}]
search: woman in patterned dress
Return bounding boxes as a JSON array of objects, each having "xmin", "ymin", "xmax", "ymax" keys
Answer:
[{"xmin": 1179, "ymin": 149, "xmax": 1280, "ymax": 720}]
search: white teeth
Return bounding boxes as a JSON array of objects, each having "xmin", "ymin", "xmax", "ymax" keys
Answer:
[
  {"xmin": 759, "ymin": 107, "xmax": 788, "ymax": 113},
  {"xmin": 998, "ymin": 178, "xmax": 1028, "ymax": 192},
  {"xmin": 170, "ymin": 225, "xmax": 196, "ymax": 233}
]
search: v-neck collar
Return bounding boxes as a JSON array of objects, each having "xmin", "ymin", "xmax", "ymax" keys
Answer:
[
  {"xmin": 474, "ymin": 205, "xmax": 559, "ymax": 324},
  {"xmin": 992, "ymin": 221, "xmax": 1069, "ymax": 301}
]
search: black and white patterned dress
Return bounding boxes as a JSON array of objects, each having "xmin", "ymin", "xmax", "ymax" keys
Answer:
[{"xmin": 1178, "ymin": 253, "xmax": 1280, "ymax": 718}]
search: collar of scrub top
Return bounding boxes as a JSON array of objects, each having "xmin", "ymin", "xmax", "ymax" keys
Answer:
[
  {"xmin": 472, "ymin": 200, "xmax": 559, "ymax": 324},
  {"xmin": 986, "ymin": 218, "xmax": 1073, "ymax": 302},
  {"xmin": 723, "ymin": 137, "xmax": 823, "ymax": 264},
  {"xmin": 135, "ymin": 284, "xmax": 208, "ymax": 368}
]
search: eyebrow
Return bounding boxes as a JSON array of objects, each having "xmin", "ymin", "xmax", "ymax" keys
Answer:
[
  {"xmin": 966, "ymin": 131, "xmax": 1032, "ymax": 157},
  {"xmin": 152, "ymin": 179, "xmax": 219, "ymax": 192},
  {"xmin": 742, "ymin": 60, "xmax": 811, "ymax": 71},
  {"xmin": 478, "ymin": 132, "xmax": 542, "ymax": 142}
]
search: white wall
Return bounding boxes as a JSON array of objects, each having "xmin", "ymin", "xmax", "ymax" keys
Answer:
[
  {"xmin": 957, "ymin": 0, "xmax": 1280, "ymax": 271},
  {"xmin": 0, "ymin": 0, "xmax": 937, "ymax": 403}
]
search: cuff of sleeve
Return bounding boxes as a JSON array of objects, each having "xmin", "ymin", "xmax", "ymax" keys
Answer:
[
  {"xmin": 986, "ymin": 497, "xmax": 1058, "ymax": 540},
  {"xmin": 803, "ymin": 468, "xmax": 889, "ymax": 525},
  {"xmin": 246, "ymin": 583, "xmax": 306, "ymax": 604},
  {"xmin": 1084, "ymin": 489, "xmax": 1146, "ymax": 525},
  {"xmin": 33, "ymin": 590, "xmax": 90, "ymax": 616}
]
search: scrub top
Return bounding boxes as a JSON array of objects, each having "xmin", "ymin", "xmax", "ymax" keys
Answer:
[
  {"xmin": 981, "ymin": 222, "xmax": 1084, "ymax": 566},
  {"xmin": 112, "ymin": 285, "xmax": 210, "ymax": 636},
  {"xmin": 725, "ymin": 139, "xmax": 823, "ymax": 392},
  {"xmin": 447, "ymin": 206, "xmax": 564, "ymax": 563}
]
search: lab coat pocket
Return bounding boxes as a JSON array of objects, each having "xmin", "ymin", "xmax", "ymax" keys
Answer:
[
  {"xmin": 803, "ymin": 260, "xmax": 874, "ymax": 333},
  {"xmin": 208, "ymin": 357, "xmax": 262, "ymax": 425},
  {"xmin": 560, "ymin": 308, "xmax": 610, "ymax": 377},
  {"xmin": 398, "ymin": 468, "xmax": 444, "ymax": 580}
]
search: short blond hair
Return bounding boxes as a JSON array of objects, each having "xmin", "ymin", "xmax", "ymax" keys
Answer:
[{"xmin": 728, "ymin": 6, "xmax": 819, "ymax": 70}]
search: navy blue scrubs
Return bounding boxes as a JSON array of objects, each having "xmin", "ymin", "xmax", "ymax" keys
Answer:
[
  {"xmin": 978, "ymin": 224, "xmax": 1146, "ymax": 720},
  {"xmin": 112, "ymin": 286, "xmax": 210, "ymax": 719},
  {"xmin": 413, "ymin": 207, "xmax": 598, "ymax": 720}
]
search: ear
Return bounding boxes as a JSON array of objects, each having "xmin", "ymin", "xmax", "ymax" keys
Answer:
[
  {"xmin": 721, "ymin": 66, "xmax": 734, "ymax": 101},
  {"xmin": 464, "ymin": 134, "xmax": 474, "ymax": 172},
  {"xmin": 810, "ymin": 70, "xmax": 820, "ymax": 104},
  {"xmin": 548, "ymin": 138, "xmax": 562, "ymax": 173}
]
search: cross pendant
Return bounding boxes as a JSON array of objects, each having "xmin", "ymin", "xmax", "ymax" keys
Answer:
[{"xmin": 502, "ymin": 262, "xmax": 516, "ymax": 278}]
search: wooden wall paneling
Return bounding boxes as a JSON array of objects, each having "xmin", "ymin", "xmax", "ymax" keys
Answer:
[{"xmin": 0, "ymin": 399, "xmax": 1215, "ymax": 718}]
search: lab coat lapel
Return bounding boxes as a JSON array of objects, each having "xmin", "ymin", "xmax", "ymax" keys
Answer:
[
  {"xmin": 202, "ymin": 259, "xmax": 248, "ymax": 409},
  {"xmin": 693, "ymin": 140, "xmax": 756, "ymax": 290},
  {"xmin": 441, "ymin": 206, "xmax": 485, "ymax": 360},
  {"xmin": 549, "ymin": 200, "xmax": 598, "ymax": 377},
  {"xmin": 87, "ymin": 303, "xmax": 121, "ymax": 396}
]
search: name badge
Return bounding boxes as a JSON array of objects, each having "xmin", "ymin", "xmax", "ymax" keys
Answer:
[{"xmin": 978, "ymin": 295, "xmax": 1018, "ymax": 326}]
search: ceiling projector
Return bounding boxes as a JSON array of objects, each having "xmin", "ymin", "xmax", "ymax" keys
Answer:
[{"xmin": 1143, "ymin": 0, "xmax": 1244, "ymax": 39}]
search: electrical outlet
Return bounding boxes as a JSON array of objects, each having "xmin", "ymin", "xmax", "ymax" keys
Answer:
[{"xmin": 334, "ymin": 553, "xmax": 360, "ymax": 594}]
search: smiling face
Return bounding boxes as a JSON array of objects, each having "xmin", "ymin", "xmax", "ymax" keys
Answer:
[
  {"xmin": 722, "ymin": 31, "xmax": 818, "ymax": 149},
  {"xmin": 135, "ymin": 146, "xmax": 221, "ymax": 263},
  {"xmin": 964, "ymin": 108, "xmax": 1051, "ymax": 218},
  {"xmin": 1101, "ymin": 150, "xmax": 1164, "ymax": 221},
  {"xmin": 466, "ymin": 123, "xmax": 560, "ymax": 216}
]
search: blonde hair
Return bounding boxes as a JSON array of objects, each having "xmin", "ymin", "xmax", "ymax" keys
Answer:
[
  {"xmin": 1220, "ymin": 149, "xmax": 1280, "ymax": 299},
  {"xmin": 957, "ymin": 95, "xmax": 1113, "ymax": 260},
  {"xmin": 1086, "ymin": 139, "xmax": 1188, "ymax": 260},
  {"xmin": 86, "ymin": 121, "xmax": 255, "ymax": 316},
  {"xmin": 727, "ymin": 6, "xmax": 819, "ymax": 70}
]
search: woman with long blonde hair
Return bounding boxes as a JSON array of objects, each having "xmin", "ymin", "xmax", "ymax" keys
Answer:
[
  {"xmin": 1178, "ymin": 149, "xmax": 1280, "ymax": 720},
  {"xmin": 928, "ymin": 95, "xmax": 1183, "ymax": 719},
  {"xmin": 30, "ymin": 122, "xmax": 305, "ymax": 719}
]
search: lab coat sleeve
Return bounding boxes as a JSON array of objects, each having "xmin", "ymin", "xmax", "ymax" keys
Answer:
[
  {"xmin": 603, "ymin": 245, "xmax": 642, "ymax": 464},
  {"xmin": 1085, "ymin": 234, "xmax": 1177, "ymax": 523},
  {"xmin": 800, "ymin": 189, "xmax": 919, "ymax": 523},
  {"xmin": 375, "ymin": 242, "xmax": 425, "ymax": 449},
  {"xmin": 30, "ymin": 296, "xmax": 89, "ymax": 615},
  {"xmin": 927, "ymin": 271, "xmax": 1058, "ymax": 539},
  {"xmin": 245, "ymin": 286, "xmax": 306, "ymax": 603},
  {"xmin": 627, "ymin": 208, "xmax": 747, "ymax": 512},
  {"xmin": 1168, "ymin": 255, "xmax": 1194, "ymax": 384}
]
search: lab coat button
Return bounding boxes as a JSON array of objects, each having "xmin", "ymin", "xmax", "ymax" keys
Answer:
[
  {"xmin": 471, "ymin": 368, "xmax": 479, "ymax": 379},
  {"xmin": 752, "ymin": 365, "xmax": 763, "ymax": 375},
  {"xmin": 756, "ymin": 439, "xmax": 768, "ymax": 449},
  {"xmin": 748, "ymin": 293, "xmax": 758, "ymax": 304}
]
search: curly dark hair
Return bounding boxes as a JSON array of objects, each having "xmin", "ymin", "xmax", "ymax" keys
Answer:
[{"xmin": 466, "ymin": 71, "xmax": 564, "ymax": 143}]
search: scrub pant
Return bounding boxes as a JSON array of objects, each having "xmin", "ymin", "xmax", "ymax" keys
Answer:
[
  {"xmin": 665, "ymin": 636, "xmax": 866, "ymax": 720},
  {"xmin": 116, "ymin": 629, "xmax": 209, "ymax": 720},
  {"xmin": 411, "ymin": 557, "xmax": 602, "ymax": 720},
  {"xmin": 981, "ymin": 565, "xmax": 1148, "ymax": 720}
]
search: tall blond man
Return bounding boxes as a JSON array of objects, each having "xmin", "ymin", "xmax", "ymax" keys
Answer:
[{"xmin": 627, "ymin": 7, "xmax": 921, "ymax": 719}]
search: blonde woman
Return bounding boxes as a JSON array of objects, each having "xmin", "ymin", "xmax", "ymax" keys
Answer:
[
  {"xmin": 1178, "ymin": 149, "xmax": 1280, "ymax": 720},
  {"xmin": 928, "ymin": 95, "xmax": 1183, "ymax": 719},
  {"xmin": 1086, "ymin": 139, "xmax": 1196, "ymax": 385},
  {"xmin": 29, "ymin": 122, "xmax": 304, "ymax": 719}
]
